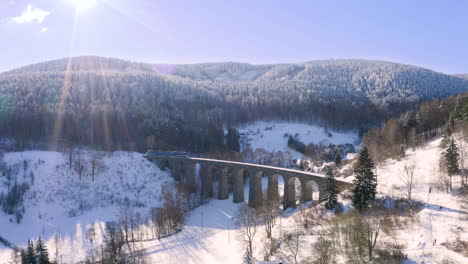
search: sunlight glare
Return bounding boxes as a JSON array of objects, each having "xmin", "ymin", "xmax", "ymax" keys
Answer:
[{"xmin": 68, "ymin": 0, "xmax": 97, "ymax": 10}]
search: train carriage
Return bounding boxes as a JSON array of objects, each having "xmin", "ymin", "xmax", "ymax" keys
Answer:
[{"xmin": 146, "ymin": 150, "xmax": 189, "ymax": 158}]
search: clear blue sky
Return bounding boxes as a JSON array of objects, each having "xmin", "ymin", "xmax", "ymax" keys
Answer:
[{"xmin": 1, "ymin": 0, "xmax": 467, "ymax": 73}]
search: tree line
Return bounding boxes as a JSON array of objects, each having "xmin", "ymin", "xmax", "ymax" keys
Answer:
[
  {"xmin": 365, "ymin": 91, "xmax": 468, "ymax": 191},
  {"xmin": 1, "ymin": 56, "xmax": 467, "ymax": 153},
  {"xmin": 364, "ymin": 93, "xmax": 464, "ymax": 163}
]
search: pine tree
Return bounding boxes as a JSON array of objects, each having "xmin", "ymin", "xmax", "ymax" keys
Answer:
[
  {"xmin": 441, "ymin": 114, "xmax": 455, "ymax": 148},
  {"xmin": 226, "ymin": 127, "xmax": 241, "ymax": 152},
  {"xmin": 20, "ymin": 250, "xmax": 27, "ymax": 264},
  {"xmin": 444, "ymin": 137, "xmax": 460, "ymax": 192},
  {"xmin": 35, "ymin": 237, "xmax": 50, "ymax": 264},
  {"xmin": 352, "ymin": 147, "xmax": 377, "ymax": 210},
  {"xmin": 324, "ymin": 166, "xmax": 338, "ymax": 210},
  {"xmin": 24, "ymin": 240, "xmax": 36, "ymax": 264},
  {"xmin": 334, "ymin": 151, "xmax": 342, "ymax": 167},
  {"xmin": 451, "ymin": 96, "xmax": 468, "ymax": 123}
]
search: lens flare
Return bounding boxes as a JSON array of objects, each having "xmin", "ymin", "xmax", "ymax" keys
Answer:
[{"xmin": 68, "ymin": 0, "xmax": 97, "ymax": 10}]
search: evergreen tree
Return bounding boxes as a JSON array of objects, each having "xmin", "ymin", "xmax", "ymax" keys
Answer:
[
  {"xmin": 324, "ymin": 166, "xmax": 338, "ymax": 210},
  {"xmin": 24, "ymin": 240, "xmax": 36, "ymax": 264},
  {"xmin": 226, "ymin": 128, "xmax": 241, "ymax": 152},
  {"xmin": 20, "ymin": 250, "xmax": 27, "ymax": 264},
  {"xmin": 334, "ymin": 151, "xmax": 342, "ymax": 167},
  {"xmin": 441, "ymin": 114, "xmax": 455, "ymax": 148},
  {"xmin": 444, "ymin": 137, "xmax": 460, "ymax": 192},
  {"xmin": 451, "ymin": 96, "xmax": 468, "ymax": 123},
  {"xmin": 352, "ymin": 147, "xmax": 377, "ymax": 209},
  {"xmin": 35, "ymin": 237, "xmax": 50, "ymax": 264}
]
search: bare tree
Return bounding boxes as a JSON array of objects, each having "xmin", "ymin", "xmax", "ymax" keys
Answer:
[
  {"xmin": 8, "ymin": 249, "xmax": 21, "ymax": 264},
  {"xmin": 67, "ymin": 141, "xmax": 74, "ymax": 171},
  {"xmin": 258, "ymin": 196, "xmax": 281, "ymax": 261},
  {"xmin": 342, "ymin": 210, "xmax": 388, "ymax": 263},
  {"xmin": 75, "ymin": 150, "xmax": 85, "ymax": 180},
  {"xmin": 125, "ymin": 243, "xmax": 151, "ymax": 264},
  {"xmin": 150, "ymin": 188, "xmax": 185, "ymax": 240},
  {"xmin": 150, "ymin": 207, "xmax": 160, "ymax": 239},
  {"xmin": 311, "ymin": 231, "xmax": 335, "ymax": 264},
  {"xmin": 235, "ymin": 203, "xmax": 261, "ymax": 261},
  {"xmin": 91, "ymin": 150, "xmax": 104, "ymax": 181},
  {"xmin": 280, "ymin": 231, "xmax": 301, "ymax": 264},
  {"xmin": 118, "ymin": 198, "xmax": 135, "ymax": 244},
  {"xmin": 362, "ymin": 214, "xmax": 385, "ymax": 261},
  {"xmin": 400, "ymin": 161, "xmax": 416, "ymax": 210},
  {"xmin": 258, "ymin": 196, "xmax": 281, "ymax": 239},
  {"xmin": 457, "ymin": 138, "xmax": 467, "ymax": 188},
  {"xmin": 262, "ymin": 237, "xmax": 280, "ymax": 262},
  {"xmin": 134, "ymin": 212, "xmax": 144, "ymax": 241}
]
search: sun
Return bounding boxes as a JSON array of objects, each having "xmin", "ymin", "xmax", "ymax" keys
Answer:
[{"xmin": 68, "ymin": 0, "xmax": 97, "ymax": 10}]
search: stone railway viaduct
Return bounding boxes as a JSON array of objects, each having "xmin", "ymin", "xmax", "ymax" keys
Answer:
[{"xmin": 144, "ymin": 155, "xmax": 353, "ymax": 209}]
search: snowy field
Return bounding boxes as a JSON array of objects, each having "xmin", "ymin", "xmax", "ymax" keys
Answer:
[
  {"xmin": 375, "ymin": 138, "xmax": 468, "ymax": 263},
  {"xmin": 0, "ymin": 150, "xmax": 173, "ymax": 262},
  {"xmin": 237, "ymin": 121, "xmax": 359, "ymax": 157},
  {"xmin": 0, "ymin": 148, "xmax": 300, "ymax": 263},
  {"xmin": 1, "ymin": 137, "xmax": 468, "ymax": 263},
  {"xmin": 137, "ymin": 138, "xmax": 468, "ymax": 263}
]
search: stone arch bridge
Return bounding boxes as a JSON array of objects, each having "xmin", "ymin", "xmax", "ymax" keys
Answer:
[{"xmin": 144, "ymin": 155, "xmax": 353, "ymax": 209}]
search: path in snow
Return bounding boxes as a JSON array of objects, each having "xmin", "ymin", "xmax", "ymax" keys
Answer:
[{"xmin": 376, "ymin": 139, "xmax": 468, "ymax": 263}]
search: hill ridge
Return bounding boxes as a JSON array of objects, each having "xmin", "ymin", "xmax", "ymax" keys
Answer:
[{"xmin": 1, "ymin": 56, "xmax": 468, "ymax": 151}]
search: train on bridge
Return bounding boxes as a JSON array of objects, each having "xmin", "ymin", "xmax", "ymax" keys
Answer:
[{"xmin": 146, "ymin": 150, "xmax": 190, "ymax": 158}]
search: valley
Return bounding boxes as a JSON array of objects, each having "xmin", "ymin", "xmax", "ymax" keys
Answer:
[
  {"xmin": 2, "ymin": 57, "xmax": 468, "ymax": 263},
  {"xmin": 2, "ymin": 1, "xmax": 468, "ymax": 263},
  {"xmin": 1, "ymin": 135, "xmax": 468, "ymax": 263}
]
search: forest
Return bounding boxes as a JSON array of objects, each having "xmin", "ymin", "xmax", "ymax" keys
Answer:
[
  {"xmin": 364, "ymin": 91, "xmax": 468, "ymax": 165},
  {"xmin": 1, "ymin": 56, "xmax": 467, "ymax": 153}
]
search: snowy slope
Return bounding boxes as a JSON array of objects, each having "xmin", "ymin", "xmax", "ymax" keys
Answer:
[
  {"xmin": 375, "ymin": 138, "xmax": 468, "ymax": 263},
  {"xmin": 237, "ymin": 121, "xmax": 359, "ymax": 157},
  {"xmin": 136, "ymin": 137, "xmax": 468, "ymax": 264},
  {"xmin": 0, "ymin": 149, "xmax": 292, "ymax": 264},
  {"xmin": 140, "ymin": 199, "xmax": 245, "ymax": 263},
  {"xmin": 0, "ymin": 150, "xmax": 173, "ymax": 262},
  {"xmin": 2, "ymin": 138, "xmax": 468, "ymax": 263},
  {"xmin": 131, "ymin": 183, "xmax": 308, "ymax": 264}
]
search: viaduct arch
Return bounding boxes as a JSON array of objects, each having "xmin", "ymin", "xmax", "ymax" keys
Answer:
[{"xmin": 145, "ymin": 155, "xmax": 353, "ymax": 209}]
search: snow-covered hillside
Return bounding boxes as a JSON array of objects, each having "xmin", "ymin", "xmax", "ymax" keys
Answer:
[
  {"xmin": 237, "ymin": 121, "xmax": 359, "ymax": 158},
  {"xmin": 0, "ymin": 150, "xmax": 173, "ymax": 262},
  {"xmin": 139, "ymin": 138, "xmax": 468, "ymax": 263},
  {"xmin": 375, "ymin": 138, "xmax": 468, "ymax": 263},
  {"xmin": 2, "ymin": 138, "xmax": 468, "ymax": 263},
  {"xmin": 142, "ymin": 137, "xmax": 468, "ymax": 263}
]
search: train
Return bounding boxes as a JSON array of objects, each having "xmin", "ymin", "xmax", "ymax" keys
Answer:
[{"xmin": 146, "ymin": 150, "xmax": 190, "ymax": 158}]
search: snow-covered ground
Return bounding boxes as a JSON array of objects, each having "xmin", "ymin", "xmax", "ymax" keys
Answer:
[
  {"xmin": 139, "ymin": 198, "xmax": 244, "ymax": 263},
  {"xmin": 375, "ymin": 138, "xmax": 468, "ymax": 263},
  {"xmin": 0, "ymin": 150, "xmax": 173, "ymax": 262},
  {"xmin": 237, "ymin": 121, "xmax": 359, "ymax": 158},
  {"xmin": 136, "ymin": 137, "xmax": 468, "ymax": 263},
  {"xmin": 2, "ymin": 137, "xmax": 468, "ymax": 263},
  {"xmin": 0, "ymin": 149, "xmax": 302, "ymax": 263}
]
